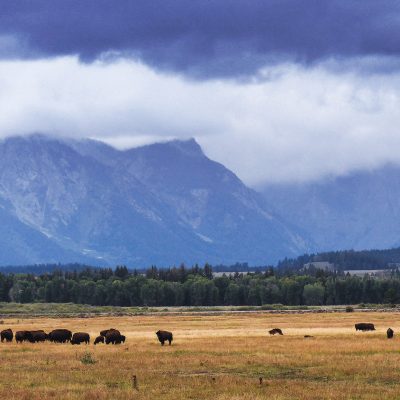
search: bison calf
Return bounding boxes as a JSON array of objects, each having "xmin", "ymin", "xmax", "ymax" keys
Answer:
[
  {"xmin": 269, "ymin": 328, "xmax": 283, "ymax": 335},
  {"xmin": 156, "ymin": 330, "xmax": 173, "ymax": 346},
  {"xmin": 94, "ymin": 335, "xmax": 105, "ymax": 345}
]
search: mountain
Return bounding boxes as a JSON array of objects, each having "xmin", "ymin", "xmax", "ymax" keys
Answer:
[
  {"xmin": 0, "ymin": 134, "xmax": 308, "ymax": 266},
  {"xmin": 260, "ymin": 164, "xmax": 400, "ymax": 253}
]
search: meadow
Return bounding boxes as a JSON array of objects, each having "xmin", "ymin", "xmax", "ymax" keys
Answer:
[{"xmin": 1, "ymin": 311, "xmax": 400, "ymax": 399}]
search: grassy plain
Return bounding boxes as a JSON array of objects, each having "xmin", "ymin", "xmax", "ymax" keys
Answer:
[{"xmin": 0, "ymin": 311, "xmax": 400, "ymax": 399}]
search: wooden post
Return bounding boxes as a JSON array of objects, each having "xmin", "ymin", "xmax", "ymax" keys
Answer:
[{"xmin": 132, "ymin": 375, "xmax": 138, "ymax": 390}]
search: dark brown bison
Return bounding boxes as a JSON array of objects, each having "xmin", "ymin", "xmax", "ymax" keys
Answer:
[
  {"xmin": 304, "ymin": 335, "xmax": 314, "ymax": 338},
  {"xmin": 355, "ymin": 323, "xmax": 375, "ymax": 331},
  {"xmin": 71, "ymin": 332, "xmax": 90, "ymax": 345},
  {"xmin": 15, "ymin": 331, "xmax": 29, "ymax": 343},
  {"xmin": 387, "ymin": 328, "xmax": 394, "ymax": 339},
  {"xmin": 112, "ymin": 334, "xmax": 126, "ymax": 344},
  {"xmin": 100, "ymin": 328, "xmax": 120, "ymax": 337},
  {"xmin": 269, "ymin": 328, "xmax": 283, "ymax": 335},
  {"xmin": 156, "ymin": 330, "xmax": 173, "ymax": 346},
  {"xmin": 49, "ymin": 329, "xmax": 72, "ymax": 343},
  {"xmin": 26, "ymin": 330, "xmax": 47, "ymax": 343},
  {"xmin": 94, "ymin": 335, "xmax": 105, "ymax": 345},
  {"xmin": 1, "ymin": 328, "xmax": 13, "ymax": 342},
  {"xmin": 105, "ymin": 330, "xmax": 124, "ymax": 344}
]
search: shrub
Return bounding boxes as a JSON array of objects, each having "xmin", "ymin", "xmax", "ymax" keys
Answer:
[
  {"xmin": 80, "ymin": 352, "xmax": 97, "ymax": 365},
  {"xmin": 345, "ymin": 306, "xmax": 354, "ymax": 313}
]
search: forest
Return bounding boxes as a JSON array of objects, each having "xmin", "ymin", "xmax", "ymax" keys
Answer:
[
  {"xmin": 0, "ymin": 263, "xmax": 400, "ymax": 306},
  {"xmin": 277, "ymin": 247, "xmax": 400, "ymax": 271}
]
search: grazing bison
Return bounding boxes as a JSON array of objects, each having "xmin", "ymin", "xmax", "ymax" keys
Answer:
[
  {"xmin": 26, "ymin": 330, "xmax": 47, "ymax": 343},
  {"xmin": 387, "ymin": 328, "xmax": 394, "ymax": 339},
  {"xmin": 112, "ymin": 334, "xmax": 126, "ymax": 344},
  {"xmin": 355, "ymin": 323, "xmax": 375, "ymax": 332},
  {"xmin": 15, "ymin": 331, "xmax": 29, "ymax": 343},
  {"xmin": 100, "ymin": 328, "xmax": 120, "ymax": 337},
  {"xmin": 71, "ymin": 332, "xmax": 90, "ymax": 345},
  {"xmin": 1, "ymin": 328, "xmax": 13, "ymax": 342},
  {"xmin": 156, "ymin": 330, "xmax": 173, "ymax": 346},
  {"xmin": 94, "ymin": 335, "xmax": 105, "ymax": 345},
  {"xmin": 105, "ymin": 330, "xmax": 124, "ymax": 344},
  {"xmin": 269, "ymin": 328, "xmax": 283, "ymax": 336},
  {"xmin": 49, "ymin": 329, "xmax": 72, "ymax": 343}
]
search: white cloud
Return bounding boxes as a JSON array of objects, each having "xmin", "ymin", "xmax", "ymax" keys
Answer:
[{"xmin": 0, "ymin": 56, "xmax": 400, "ymax": 186}]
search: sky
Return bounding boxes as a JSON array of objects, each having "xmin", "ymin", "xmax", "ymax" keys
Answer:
[{"xmin": 1, "ymin": 1, "xmax": 400, "ymax": 185}]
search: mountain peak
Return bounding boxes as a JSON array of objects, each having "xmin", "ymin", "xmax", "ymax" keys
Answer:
[
  {"xmin": 0, "ymin": 133, "xmax": 307, "ymax": 266},
  {"xmin": 133, "ymin": 138, "xmax": 204, "ymax": 158},
  {"xmin": 168, "ymin": 138, "xmax": 203, "ymax": 155}
]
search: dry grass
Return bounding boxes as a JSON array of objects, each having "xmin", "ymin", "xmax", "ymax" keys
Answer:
[{"xmin": 1, "ymin": 311, "xmax": 400, "ymax": 399}]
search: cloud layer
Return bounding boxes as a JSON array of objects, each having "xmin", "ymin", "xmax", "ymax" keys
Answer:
[
  {"xmin": 1, "ymin": 56, "xmax": 400, "ymax": 185},
  {"xmin": 1, "ymin": 1, "xmax": 400, "ymax": 78}
]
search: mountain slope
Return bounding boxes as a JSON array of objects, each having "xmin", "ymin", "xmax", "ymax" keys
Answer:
[
  {"xmin": 0, "ymin": 135, "xmax": 309, "ymax": 266},
  {"xmin": 260, "ymin": 164, "xmax": 400, "ymax": 253}
]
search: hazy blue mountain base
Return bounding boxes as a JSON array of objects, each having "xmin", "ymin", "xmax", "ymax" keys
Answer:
[
  {"xmin": 261, "ymin": 165, "xmax": 400, "ymax": 253},
  {"xmin": 0, "ymin": 135, "xmax": 308, "ymax": 267}
]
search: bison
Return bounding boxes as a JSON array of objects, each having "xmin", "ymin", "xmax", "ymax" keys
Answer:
[
  {"xmin": 71, "ymin": 332, "xmax": 90, "ymax": 345},
  {"xmin": 1, "ymin": 328, "xmax": 13, "ymax": 342},
  {"xmin": 269, "ymin": 328, "xmax": 283, "ymax": 335},
  {"xmin": 26, "ymin": 330, "xmax": 47, "ymax": 343},
  {"xmin": 105, "ymin": 330, "xmax": 124, "ymax": 344},
  {"xmin": 94, "ymin": 335, "xmax": 105, "ymax": 345},
  {"xmin": 100, "ymin": 328, "xmax": 120, "ymax": 337},
  {"xmin": 16, "ymin": 331, "xmax": 31, "ymax": 343},
  {"xmin": 49, "ymin": 329, "xmax": 72, "ymax": 343},
  {"xmin": 387, "ymin": 328, "xmax": 394, "ymax": 339},
  {"xmin": 156, "ymin": 330, "xmax": 173, "ymax": 346},
  {"xmin": 355, "ymin": 323, "xmax": 375, "ymax": 332}
]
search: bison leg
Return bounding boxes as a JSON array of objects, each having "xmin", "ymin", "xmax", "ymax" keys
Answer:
[{"xmin": 168, "ymin": 339, "xmax": 172, "ymax": 345}]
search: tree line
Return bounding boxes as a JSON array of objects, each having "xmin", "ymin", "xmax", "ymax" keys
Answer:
[
  {"xmin": 277, "ymin": 247, "xmax": 400, "ymax": 271},
  {"xmin": 0, "ymin": 264, "xmax": 400, "ymax": 306}
]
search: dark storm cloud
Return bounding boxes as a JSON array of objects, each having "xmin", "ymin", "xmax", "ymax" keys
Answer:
[{"xmin": 1, "ymin": 0, "xmax": 400, "ymax": 77}]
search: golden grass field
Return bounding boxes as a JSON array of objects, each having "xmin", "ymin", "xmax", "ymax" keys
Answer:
[{"xmin": 1, "ymin": 311, "xmax": 400, "ymax": 400}]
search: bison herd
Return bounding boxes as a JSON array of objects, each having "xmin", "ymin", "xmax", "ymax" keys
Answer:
[
  {"xmin": 0, "ymin": 322, "xmax": 395, "ymax": 347},
  {"xmin": 0, "ymin": 327, "xmax": 174, "ymax": 345},
  {"xmin": 267, "ymin": 323, "xmax": 395, "ymax": 339}
]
